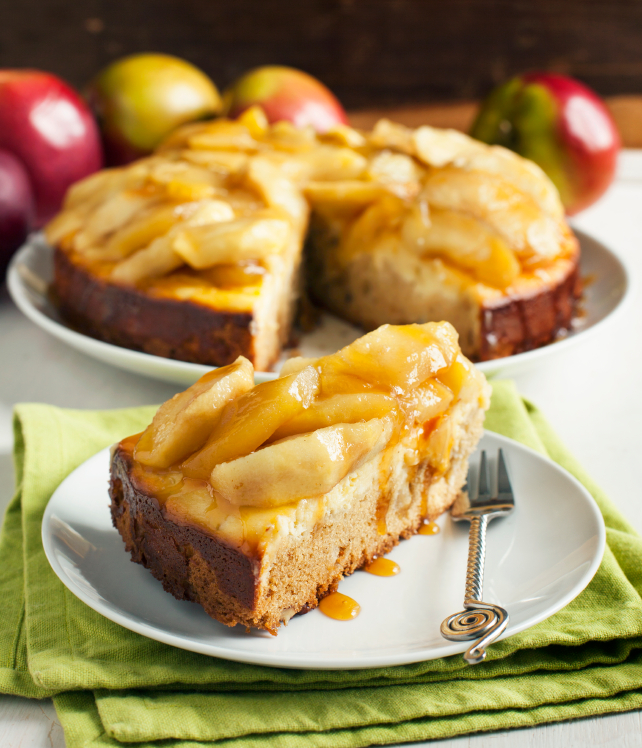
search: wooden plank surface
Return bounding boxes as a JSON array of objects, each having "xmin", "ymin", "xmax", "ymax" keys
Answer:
[{"xmin": 3, "ymin": 0, "xmax": 642, "ymax": 110}]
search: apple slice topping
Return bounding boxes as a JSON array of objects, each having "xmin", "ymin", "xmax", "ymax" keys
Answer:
[
  {"xmin": 181, "ymin": 366, "xmax": 320, "ymax": 479},
  {"xmin": 402, "ymin": 207, "xmax": 521, "ymax": 288},
  {"xmin": 330, "ymin": 322, "xmax": 459, "ymax": 390},
  {"xmin": 172, "ymin": 215, "xmax": 290, "ymax": 269},
  {"xmin": 210, "ymin": 418, "xmax": 393, "ymax": 508},
  {"xmin": 134, "ymin": 356, "xmax": 255, "ymax": 469},
  {"xmin": 270, "ymin": 392, "xmax": 397, "ymax": 442}
]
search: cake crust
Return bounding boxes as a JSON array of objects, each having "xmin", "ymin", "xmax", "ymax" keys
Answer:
[{"xmin": 54, "ymin": 246, "xmax": 257, "ymax": 368}]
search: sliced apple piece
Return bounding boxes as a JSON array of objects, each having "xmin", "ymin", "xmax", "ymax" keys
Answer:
[
  {"xmin": 304, "ymin": 180, "xmax": 387, "ymax": 209},
  {"xmin": 72, "ymin": 192, "xmax": 159, "ymax": 252},
  {"xmin": 181, "ymin": 366, "xmax": 320, "ymax": 479},
  {"xmin": 271, "ymin": 392, "xmax": 397, "ymax": 441},
  {"xmin": 366, "ymin": 151, "xmax": 422, "ymax": 185},
  {"xmin": 110, "ymin": 234, "xmax": 183, "ymax": 284},
  {"xmin": 331, "ymin": 322, "xmax": 459, "ymax": 389},
  {"xmin": 421, "ymin": 168, "xmax": 562, "ymax": 261},
  {"xmin": 210, "ymin": 418, "xmax": 392, "ymax": 507},
  {"xmin": 99, "ymin": 204, "xmax": 179, "ymax": 261},
  {"xmin": 246, "ymin": 157, "xmax": 308, "ymax": 226},
  {"xmin": 400, "ymin": 380, "xmax": 454, "ymax": 424},
  {"xmin": 403, "ymin": 207, "xmax": 521, "ymax": 288},
  {"xmin": 180, "ymin": 149, "xmax": 249, "ymax": 174},
  {"xmin": 369, "ymin": 118, "xmax": 415, "ymax": 154},
  {"xmin": 187, "ymin": 121, "xmax": 260, "ymax": 151},
  {"xmin": 134, "ymin": 357, "xmax": 255, "ymax": 468},
  {"xmin": 172, "ymin": 215, "xmax": 290, "ymax": 269},
  {"xmin": 279, "ymin": 356, "xmax": 319, "ymax": 377}
]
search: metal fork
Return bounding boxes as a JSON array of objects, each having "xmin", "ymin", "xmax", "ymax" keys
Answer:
[{"xmin": 440, "ymin": 449, "xmax": 514, "ymax": 664}]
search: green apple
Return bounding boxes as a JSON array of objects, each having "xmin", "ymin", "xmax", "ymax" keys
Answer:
[
  {"xmin": 223, "ymin": 65, "xmax": 348, "ymax": 133},
  {"xmin": 470, "ymin": 73, "xmax": 620, "ymax": 215},
  {"xmin": 87, "ymin": 53, "xmax": 222, "ymax": 165}
]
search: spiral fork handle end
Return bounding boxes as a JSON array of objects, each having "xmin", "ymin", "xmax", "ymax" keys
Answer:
[{"xmin": 440, "ymin": 602, "xmax": 509, "ymax": 665}]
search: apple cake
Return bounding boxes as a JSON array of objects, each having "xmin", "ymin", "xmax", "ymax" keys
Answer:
[
  {"xmin": 46, "ymin": 108, "xmax": 580, "ymax": 368},
  {"xmin": 109, "ymin": 321, "xmax": 490, "ymax": 633}
]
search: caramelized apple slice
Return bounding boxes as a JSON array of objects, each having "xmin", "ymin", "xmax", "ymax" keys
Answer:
[
  {"xmin": 412, "ymin": 126, "xmax": 563, "ymax": 218},
  {"xmin": 187, "ymin": 121, "xmax": 260, "ymax": 151},
  {"xmin": 421, "ymin": 168, "xmax": 562, "ymax": 260},
  {"xmin": 271, "ymin": 393, "xmax": 397, "ymax": 441},
  {"xmin": 237, "ymin": 105, "xmax": 269, "ymax": 139},
  {"xmin": 181, "ymin": 366, "xmax": 320, "ymax": 479},
  {"xmin": 110, "ymin": 235, "xmax": 183, "ymax": 284},
  {"xmin": 181, "ymin": 149, "xmax": 249, "ymax": 174},
  {"xmin": 99, "ymin": 204, "xmax": 179, "ymax": 261},
  {"xmin": 134, "ymin": 357, "xmax": 255, "ymax": 468},
  {"xmin": 320, "ymin": 124, "xmax": 367, "ymax": 148},
  {"xmin": 173, "ymin": 216, "xmax": 290, "ymax": 269},
  {"xmin": 72, "ymin": 192, "xmax": 159, "ymax": 252},
  {"xmin": 366, "ymin": 151, "xmax": 422, "ymax": 185},
  {"xmin": 403, "ymin": 207, "xmax": 521, "ymax": 288},
  {"xmin": 304, "ymin": 180, "xmax": 387, "ymax": 210},
  {"xmin": 246, "ymin": 157, "xmax": 308, "ymax": 226},
  {"xmin": 401, "ymin": 380, "xmax": 454, "ymax": 424},
  {"xmin": 210, "ymin": 418, "xmax": 392, "ymax": 507},
  {"xmin": 331, "ymin": 322, "xmax": 459, "ymax": 390},
  {"xmin": 279, "ymin": 356, "xmax": 319, "ymax": 377},
  {"xmin": 368, "ymin": 119, "xmax": 415, "ymax": 154},
  {"xmin": 294, "ymin": 146, "xmax": 367, "ymax": 181}
]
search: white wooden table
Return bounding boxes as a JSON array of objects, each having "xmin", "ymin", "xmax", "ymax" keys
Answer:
[{"xmin": 1, "ymin": 153, "xmax": 641, "ymax": 747}]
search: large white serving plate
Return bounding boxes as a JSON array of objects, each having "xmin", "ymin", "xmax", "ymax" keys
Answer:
[
  {"xmin": 42, "ymin": 431, "xmax": 605, "ymax": 670},
  {"xmin": 8, "ymin": 230, "xmax": 630, "ymax": 385}
]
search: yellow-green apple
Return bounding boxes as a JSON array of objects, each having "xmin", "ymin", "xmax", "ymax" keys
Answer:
[
  {"xmin": 470, "ymin": 72, "xmax": 620, "ymax": 215},
  {"xmin": 87, "ymin": 53, "xmax": 222, "ymax": 165},
  {"xmin": 223, "ymin": 65, "xmax": 348, "ymax": 133},
  {"xmin": 0, "ymin": 70, "xmax": 103, "ymax": 227},
  {"xmin": 0, "ymin": 149, "xmax": 35, "ymax": 275}
]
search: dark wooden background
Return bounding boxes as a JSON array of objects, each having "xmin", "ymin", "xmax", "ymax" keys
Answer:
[{"xmin": 3, "ymin": 0, "xmax": 642, "ymax": 110}]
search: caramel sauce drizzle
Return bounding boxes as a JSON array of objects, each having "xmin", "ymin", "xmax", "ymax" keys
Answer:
[
  {"xmin": 319, "ymin": 592, "xmax": 361, "ymax": 621},
  {"xmin": 364, "ymin": 557, "xmax": 400, "ymax": 576},
  {"xmin": 418, "ymin": 521, "xmax": 440, "ymax": 535}
]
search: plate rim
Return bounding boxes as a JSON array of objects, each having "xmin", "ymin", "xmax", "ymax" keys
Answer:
[
  {"xmin": 41, "ymin": 430, "xmax": 606, "ymax": 670},
  {"xmin": 8, "ymin": 229, "xmax": 632, "ymax": 385}
]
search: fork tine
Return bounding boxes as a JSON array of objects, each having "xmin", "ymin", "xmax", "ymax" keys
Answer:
[
  {"xmin": 477, "ymin": 450, "xmax": 491, "ymax": 499},
  {"xmin": 496, "ymin": 449, "xmax": 513, "ymax": 501}
]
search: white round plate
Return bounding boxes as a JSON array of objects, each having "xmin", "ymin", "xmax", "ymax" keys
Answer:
[
  {"xmin": 8, "ymin": 230, "xmax": 629, "ymax": 385},
  {"xmin": 42, "ymin": 431, "xmax": 605, "ymax": 670}
]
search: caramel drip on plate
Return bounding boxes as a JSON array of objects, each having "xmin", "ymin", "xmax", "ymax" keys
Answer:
[
  {"xmin": 364, "ymin": 557, "xmax": 400, "ymax": 576},
  {"xmin": 418, "ymin": 521, "xmax": 440, "ymax": 536},
  {"xmin": 319, "ymin": 592, "xmax": 361, "ymax": 621}
]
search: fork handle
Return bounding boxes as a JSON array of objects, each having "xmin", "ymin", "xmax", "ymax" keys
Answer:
[
  {"xmin": 464, "ymin": 516, "xmax": 487, "ymax": 605},
  {"xmin": 440, "ymin": 514, "xmax": 509, "ymax": 664}
]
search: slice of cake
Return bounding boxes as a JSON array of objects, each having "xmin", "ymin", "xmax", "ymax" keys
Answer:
[
  {"xmin": 46, "ymin": 110, "xmax": 580, "ymax": 370},
  {"xmin": 109, "ymin": 321, "xmax": 490, "ymax": 634}
]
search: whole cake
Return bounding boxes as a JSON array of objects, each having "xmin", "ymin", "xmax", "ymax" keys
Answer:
[
  {"xmin": 46, "ymin": 109, "xmax": 580, "ymax": 368},
  {"xmin": 109, "ymin": 321, "xmax": 490, "ymax": 633}
]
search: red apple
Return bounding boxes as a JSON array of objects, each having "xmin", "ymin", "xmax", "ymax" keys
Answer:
[
  {"xmin": 470, "ymin": 73, "xmax": 621, "ymax": 215},
  {"xmin": 223, "ymin": 66, "xmax": 348, "ymax": 133},
  {"xmin": 0, "ymin": 70, "xmax": 103, "ymax": 227},
  {"xmin": 0, "ymin": 149, "xmax": 35, "ymax": 275},
  {"xmin": 87, "ymin": 54, "xmax": 222, "ymax": 166}
]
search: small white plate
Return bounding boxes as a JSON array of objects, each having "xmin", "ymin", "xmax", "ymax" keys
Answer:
[
  {"xmin": 8, "ymin": 230, "xmax": 630, "ymax": 385},
  {"xmin": 42, "ymin": 431, "xmax": 605, "ymax": 670}
]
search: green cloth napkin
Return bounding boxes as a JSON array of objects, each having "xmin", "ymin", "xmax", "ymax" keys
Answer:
[{"xmin": 2, "ymin": 380, "xmax": 642, "ymax": 747}]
